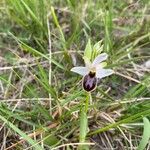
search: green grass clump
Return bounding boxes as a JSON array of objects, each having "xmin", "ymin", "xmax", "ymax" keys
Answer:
[{"xmin": 0, "ymin": 0, "xmax": 150, "ymax": 149}]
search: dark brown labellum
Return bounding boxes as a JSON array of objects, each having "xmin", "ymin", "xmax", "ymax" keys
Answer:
[{"xmin": 82, "ymin": 72, "xmax": 97, "ymax": 92}]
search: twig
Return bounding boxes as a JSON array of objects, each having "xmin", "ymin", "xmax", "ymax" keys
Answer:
[
  {"xmin": 47, "ymin": 14, "xmax": 52, "ymax": 115},
  {"xmin": 0, "ymin": 61, "xmax": 48, "ymax": 71},
  {"xmin": 115, "ymin": 71, "xmax": 140, "ymax": 83},
  {"xmin": 51, "ymin": 142, "xmax": 95, "ymax": 150}
]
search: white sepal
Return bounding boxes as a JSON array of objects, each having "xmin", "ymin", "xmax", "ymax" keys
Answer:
[
  {"xmin": 71, "ymin": 67, "xmax": 89, "ymax": 76},
  {"xmin": 92, "ymin": 53, "xmax": 108, "ymax": 66},
  {"xmin": 96, "ymin": 68, "xmax": 114, "ymax": 79}
]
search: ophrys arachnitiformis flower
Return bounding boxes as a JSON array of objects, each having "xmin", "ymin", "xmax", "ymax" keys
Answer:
[{"xmin": 71, "ymin": 53, "xmax": 114, "ymax": 92}]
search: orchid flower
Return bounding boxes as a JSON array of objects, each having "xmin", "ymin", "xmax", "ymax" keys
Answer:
[{"xmin": 71, "ymin": 53, "xmax": 114, "ymax": 92}]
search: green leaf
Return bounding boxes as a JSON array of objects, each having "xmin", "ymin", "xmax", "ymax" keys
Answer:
[
  {"xmin": 137, "ymin": 117, "xmax": 150, "ymax": 150},
  {"xmin": 91, "ymin": 40, "xmax": 104, "ymax": 61},
  {"xmin": 93, "ymin": 40, "xmax": 103, "ymax": 53},
  {"xmin": 44, "ymin": 135, "xmax": 59, "ymax": 146},
  {"xmin": 84, "ymin": 39, "xmax": 92, "ymax": 61}
]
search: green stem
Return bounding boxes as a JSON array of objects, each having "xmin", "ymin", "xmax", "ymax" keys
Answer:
[
  {"xmin": 85, "ymin": 92, "xmax": 90, "ymax": 113},
  {"xmin": 79, "ymin": 92, "xmax": 91, "ymax": 150}
]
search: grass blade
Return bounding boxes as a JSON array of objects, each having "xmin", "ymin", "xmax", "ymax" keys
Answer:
[
  {"xmin": 137, "ymin": 117, "xmax": 150, "ymax": 150},
  {"xmin": 0, "ymin": 115, "xmax": 44, "ymax": 150}
]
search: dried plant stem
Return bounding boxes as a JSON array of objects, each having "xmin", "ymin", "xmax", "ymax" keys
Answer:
[{"xmin": 47, "ymin": 14, "xmax": 52, "ymax": 115}]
